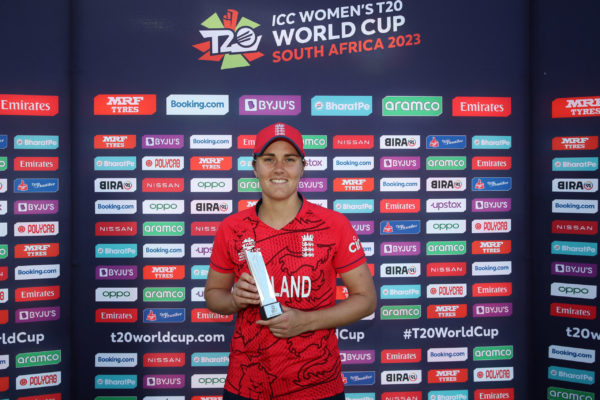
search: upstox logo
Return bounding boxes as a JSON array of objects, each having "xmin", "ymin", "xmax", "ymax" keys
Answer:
[
  {"xmin": 382, "ymin": 96, "xmax": 442, "ymax": 116},
  {"xmin": 194, "ymin": 10, "xmax": 263, "ymax": 70}
]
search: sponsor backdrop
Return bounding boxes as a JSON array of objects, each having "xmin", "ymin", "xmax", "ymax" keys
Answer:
[
  {"xmin": 8, "ymin": 0, "xmax": 600, "ymax": 399},
  {"xmin": 70, "ymin": 1, "xmax": 531, "ymax": 399},
  {"xmin": 0, "ymin": 1, "xmax": 72, "ymax": 399},
  {"xmin": 531, "ymin": 0, "xmax": 600, "ymax": 399}
]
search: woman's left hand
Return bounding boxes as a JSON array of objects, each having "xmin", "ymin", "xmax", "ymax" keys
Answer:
[{"xmin": 256, "ymin": 306, "xmax": 308, "ymax": 338}]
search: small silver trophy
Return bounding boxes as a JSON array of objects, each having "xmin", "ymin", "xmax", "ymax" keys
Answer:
[{"xmin": 244, "ymin": 249, "xmax": 283, "ymax": 320}]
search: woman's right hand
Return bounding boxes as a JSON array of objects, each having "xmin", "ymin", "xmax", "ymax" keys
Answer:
[{"xmin": 231, "ymin": 272, "xmax": 261, "ymax": 310}]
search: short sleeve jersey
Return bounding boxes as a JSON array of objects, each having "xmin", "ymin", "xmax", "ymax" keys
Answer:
[{"xmin": 210, "ymin": 197, "xmax": 366, "ymax": 399}]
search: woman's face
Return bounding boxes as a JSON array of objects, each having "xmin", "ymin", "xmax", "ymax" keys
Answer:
[{"xmin": 253, "ymin": 139, "xmax": 304, "ymax": 203}]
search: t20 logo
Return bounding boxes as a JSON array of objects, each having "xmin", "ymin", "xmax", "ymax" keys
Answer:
[{"xmin": 194, "ymin": 9, "xmax": 263, "ymax": 69}]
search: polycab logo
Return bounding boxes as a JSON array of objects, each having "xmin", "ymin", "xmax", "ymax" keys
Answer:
[
  {"xmin": 471, "ymin": 219, "xmax": 511, "ymax": 233},
  {"xmin": 381, "ymin": 349, "xmax": 421, "ymax": 364},
  {"xmin": 472, "ymin": 240, "xmax": 512, "ymax": 254},
  {"xmin": 473, "ymin": 367, "xmax": 514, "ymax": 382},
  {"xmin": 333, "ymin": 135, "xmax": 374, "ymax": 149},
  {"xmin": 427, "ymin": 284, "xmax": 467, "ymax": 298},
  {"xmin": 191, "ymin": 156, "xmax": 232, "ymax": 171},
  {"xmin": 452, "ymin": 97, "xmax": 511, "ymax": 117},
  {"xmin": 94, "ymin": 135, "xmax": 136, "ymax": 149},
  {"xmin": 95, "ymin": 308, "xmax": 138, "ymax": 323},
  {"xmin": 14, "ymin": 221, "xmax": 59, "ymax": 237},
  {"xmin": 0, "ymin": 94, "xmax": 59, "ymax": 116},
  {"xmin": 427, "ymin": 369, "xmax": 468, "ymax": 383},
  {"xmin": 142, "ymin": 178, "xmax": 184, "ymax": 192},
  {"xmin": 427, "ymin": 304, "xmax": 467, "ymax": 319},
  {"xmin": 14, "ymin": 157, "xmax": 59, "ymax": 171},
  {"xmin": 552, "ymin": 136, "xmax": 598, "ymax": 151},
  {"xmin": 334, "ymin": 178, "xmax": 374, "ymax": 192},
  {"xmin": 142, "ymin": 156, "xmax": 184, "ymax": 171},
  {"xmin": 381, "ymin": 199, "xmax": 420, "ymax": 213},
  {"xmin": 552, "ymin": 96, "xmax": 600, "ymax": 118},
  {"xmin": 552, "ymin": 220, "xmax": 598, "ymax": 235},
  {"xmin": 15, "ymin": 371, "xmax": 61, "ymax": 389},
  {"xmin": 97, "ymin": 221, "xmax": 129, "ymax": 241},
  {"xmin": 94, "ymin": 94, "xmax": 156, "ymax": 115},
  {"xmin": 194, "ymin": 9, "xmax": 263, "ymax": 70},
  {"xmin": 473, "ymin": 282, "xmax": 512, "ymax": 297},
  {"xmin": 427, "ymin": 262, "xmax": 467, "ymax": 277},
  {"xmin": 472, "ymin": 157, "xmax": 512, "ymax": 170},
  {"xmin": 550, "ymin": 303, "xmax": 596, "ymax": 320}
]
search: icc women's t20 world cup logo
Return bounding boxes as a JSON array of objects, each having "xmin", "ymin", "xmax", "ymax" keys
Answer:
[{"xmin": 194, "ymin": 9, "xmax": 264, "ymax": 70}]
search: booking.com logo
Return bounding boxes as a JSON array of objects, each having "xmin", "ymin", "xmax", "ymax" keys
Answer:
[{"xmin": 194, "ymin": 9, "xmax": 263, "ymax": 69}]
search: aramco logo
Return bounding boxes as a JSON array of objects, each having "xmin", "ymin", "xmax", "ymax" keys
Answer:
[{"xmin": 194, "ymin": 9, "xmax": 263, "ymax": 69}]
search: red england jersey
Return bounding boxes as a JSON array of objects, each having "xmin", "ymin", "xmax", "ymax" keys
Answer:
[{"xmin": 210, "ymin": 196, "xmax": 366, "ymax": 399}]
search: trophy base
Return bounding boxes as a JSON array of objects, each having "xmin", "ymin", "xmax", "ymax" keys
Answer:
[{"xmin": 260, "ymin": 302, "xmax": 283, "ymax": 320}]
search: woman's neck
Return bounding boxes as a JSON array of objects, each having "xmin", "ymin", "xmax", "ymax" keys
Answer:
[{"xmin": 257, "ymin": 194, "xmax": 302, "ymax": 230}]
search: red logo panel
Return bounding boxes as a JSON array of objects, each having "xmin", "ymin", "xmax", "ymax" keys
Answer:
[
  {"xmin": 427, "ymin": 304, "xmax": 467, "ymax": 319},
  {"xmin": 552, "ymin": 96, "xmax": 600, "ymax": 118},
  {"xmin": 95, "ymin": 222, "xmax": 137, "ymax": 236},
  {"xmin": 14, "ymin": 157, "xmax": 59, "ymax": 171},
  {"xmin": 333, "ymin": 135, "xmax": 374, "ymax": 149},
  {"xmin": 552, "ymin": 136, "xmax": 598, "ymax": 151},
  {"xmin": 94, "ymin": 135, "xmax": 136, "ymax": 149},
  {"xmin": 142, "ymin": 178, "xmax": 184, "ymax": 192},
  {"xmin": 452, "ymin": 97, "xmax": 511, "ymax": 117},
  {"xmin": 380, "ymin": 199, "xmax": 420, "ymax": 213},
  {"xmin": 427, "ymin": 262, "xmax": 466, "ymax": 277},
  {"xmin": 94, "ymin": 94, "xmax": 156, "ymax": 115},
  {"xmin": 143, "ymin": 352, "xmax": 186, "ymax": 367},
  {"xmin": 551, "ymin": 303, "xmax": 596, "ymax": 320},
  {"xmin": 0, "ymin": 94, "xmax": 59, "ymax": 116},
  {"xmin": 552, "ymin": 220, "xmax": 598, "ymax": 235},
  {"xmin": 381, "ymin": 349, "xmax": 422, "ymax": 363},
  {"xmin": 95, "ymin": 308, "xmax": 138, "ymax": 323}
]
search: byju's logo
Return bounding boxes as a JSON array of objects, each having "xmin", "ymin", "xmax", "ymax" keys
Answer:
[{"xmin": 194, "ymin": 9, "xmax": 263, "ymax": 69}]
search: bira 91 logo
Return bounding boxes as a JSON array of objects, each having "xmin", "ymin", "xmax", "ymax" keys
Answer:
[
  {"xmin": 94, "ymin": 94, "xmax": 156, "ymax": 115},
  {"xmin": 194, "ymin": 9, "xmax": 263, "ymax": 69}
]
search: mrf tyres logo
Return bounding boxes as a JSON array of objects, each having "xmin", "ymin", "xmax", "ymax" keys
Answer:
[{"xmin": 194, "ymin": 9, "xmax": 263, "ymax": 69}]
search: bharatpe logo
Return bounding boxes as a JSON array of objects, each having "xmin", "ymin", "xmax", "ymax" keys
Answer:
[
  {"xmin": 548, "ymin": 365, "xmax": 595, "ymax": 385},
  {"xmin": 194, "ymin": 9, "xmax": 263, "ymax": 69},
  {"xmin": 553, "ymin": 157, "xmax": 599, "ymax": 172},
  {"xmin": 312, "ymin": 96, "xmax": 372, "ymax": 116},
  {"xmin": 382, "ymin": 96, "xmax": 442, "ymax": 117}
]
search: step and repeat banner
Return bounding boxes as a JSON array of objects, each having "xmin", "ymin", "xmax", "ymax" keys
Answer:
[
  {"xmin": 531, "ymin": 0, "xmax": 600, "ymax": 399},
  {"xmin": 70, "ymin": 1, "xmax": 531, "ymax": 399},
  {"xmin": 0, "ymin": 1, "xmax": 72, "ymax": 398}
]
